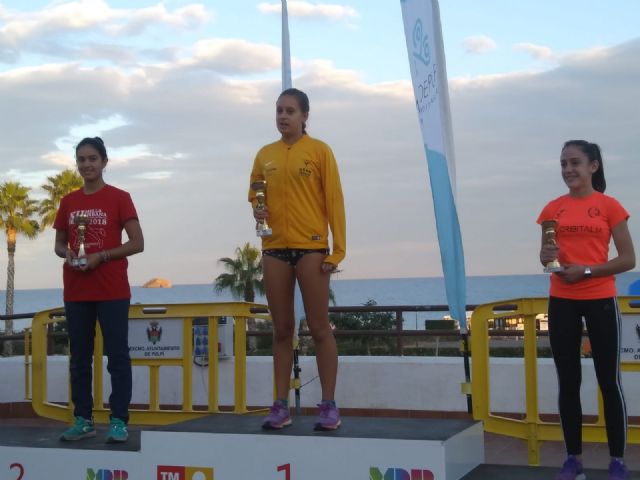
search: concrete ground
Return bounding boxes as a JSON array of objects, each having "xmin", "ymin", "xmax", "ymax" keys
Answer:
[{"xmin": 484, "ymin": 431, "xmax": 640, "ymax": 472}]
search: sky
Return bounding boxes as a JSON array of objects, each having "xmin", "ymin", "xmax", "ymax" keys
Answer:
[{"xmin": 1, "ymin": 0, "xmax": 639, "ymax": 290}]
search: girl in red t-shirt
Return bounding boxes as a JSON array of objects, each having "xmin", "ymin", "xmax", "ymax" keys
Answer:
[
  {"xmin": 53, "ymin": 137, "xmax": 144, "ymax": 444},
  {"xmin": 538, "ymin": 140, "xmax": 635, "ymax": 480}
]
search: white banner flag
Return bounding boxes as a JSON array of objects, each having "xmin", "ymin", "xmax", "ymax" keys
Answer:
[{"xmin": 400, "ymin": 0, "xmax": 467, "ymax": 329}]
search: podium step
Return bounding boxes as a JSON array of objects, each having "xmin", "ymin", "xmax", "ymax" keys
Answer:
[
  {"xmin": 463, "ymin": 464, "xmax": 640, "ymax": 480},
  {"xmin": 0, "ymin": 424, "xmax": 141, "ymax": 451},
  {"xmin": 1, "ymin": 415, "xmax": 483, "ymax": 479}
]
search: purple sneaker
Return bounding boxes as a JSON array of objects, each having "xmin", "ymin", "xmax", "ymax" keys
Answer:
[
  {"xmin": 314, "ymin": 401, "xmax": 341, "ymax": 431},
  {"xmin": 609, "ymin": 459, "xmax": 630, "ymax": 480},
  {"xmin": 262, "ymin": 400, "xmax": 292, "ymax": 430},
  {"xmin": 556, "ymin": 456, "xmax": 585, "ymax": 480}
]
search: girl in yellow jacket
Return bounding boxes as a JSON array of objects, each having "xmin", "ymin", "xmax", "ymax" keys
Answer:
[{"xmin": 249, "ymin": 88, "xmax": 346, "ymax": 431}]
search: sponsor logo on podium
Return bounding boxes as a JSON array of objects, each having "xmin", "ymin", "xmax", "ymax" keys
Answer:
[
  {"xmin": 157, "ymin": 465, "xmax": 213, "ymax": 480},
  {"xmin": 87, "ymin": 468, "xmax": 129, "ymax": 480},
  {"xmin": 369, "ymin": 467, "xmax": 434, "ymax": 480}
]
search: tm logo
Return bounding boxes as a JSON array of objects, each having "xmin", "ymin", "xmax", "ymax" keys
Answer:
[
  {"xmin": 412, "ymin": 19, "xmax": 430, "ymax": 66},
  {"xmin": 87, "ymin": 469, "xmax": 128, "ymax": 480},
  {"xmin": 157, "ymin": 465, "xmax": 214, "ymax": 480},
  {"xmin": 370, "ymin": 467, "xmax": 434, "ymax": 480}
]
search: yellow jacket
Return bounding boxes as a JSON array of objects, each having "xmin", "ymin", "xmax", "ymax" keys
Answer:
[{"xmin": 248, "ymin": 135, "xmax": 346, "ymax": 266}]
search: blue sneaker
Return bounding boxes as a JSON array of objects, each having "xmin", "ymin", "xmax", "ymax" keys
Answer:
[
  {"xmin": 106, "ymin": 417, "xmax": 128, "ymax": 443},
  {"xmin": 262, "ymin": 400, "xmax": 292, "ymax": 430},
  {"xmin": 314, "ymin": 400, "xmax": 341, "ymax": 431},
  {"xmin": 609, "ymin": 459, "xmax": 630, "ymax": 480},
  {"xmin": 60, "ymin": 416, "xmax": 96, "ymax": 441},
  {"xmin": 556, "ymin": 456, "xmax": 585, "ymax": 480}
]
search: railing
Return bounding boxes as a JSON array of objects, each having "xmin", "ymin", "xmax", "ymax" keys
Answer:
[
  {"xmin": 6, "ymin": 297, "xmax": 640, "ymax": 461},
  {"xmin": 4, "ymin": 304, "xmax": 469, "ymax": 357},
  {"xmin": 252, "ymin": 304, "xmax": 465, "ymax": 356},
  {"xmin": 4, "ymin": 302, "xmax": 478, "ymax": 424},
  {"xmin": 29, "ymin": 302, "xmax": 270, "ymax": 425},
  {"xmin": 3, "ymin": 302, "xmax": 528, "ymax": 424},
  {"xmin": 470, "ymin": 296, "xmax": 640, "ymax": 466}
]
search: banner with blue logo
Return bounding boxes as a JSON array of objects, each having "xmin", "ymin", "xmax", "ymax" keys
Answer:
[{"xmin": 400, "ymin": 0, "xmax": 467, "ymax": 330}]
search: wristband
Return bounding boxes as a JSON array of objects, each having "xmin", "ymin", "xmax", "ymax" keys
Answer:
[{"xmin": 101, "ymin": 250, "xmax": 110, "ymax": 263}]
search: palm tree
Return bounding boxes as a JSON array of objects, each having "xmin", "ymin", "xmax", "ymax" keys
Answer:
[
  {"xmin": 0, "ymin": 182, "xmax": 40, "ymax": 356},
  {"xmin": 214, "ymin": 243, "xmax": 264, "ymax": 352},
  {"xmin": 214, "ymin": 242, "xmax": 264, "ymax": 302},
  {"xmin": 38, "ymin": 169, "xmax": 83, "ymax": 229}
]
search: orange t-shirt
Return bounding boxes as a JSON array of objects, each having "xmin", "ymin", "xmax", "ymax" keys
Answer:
[{"xmin": 537, "ymin": 191, "xmax": 629, "ymax": 300}]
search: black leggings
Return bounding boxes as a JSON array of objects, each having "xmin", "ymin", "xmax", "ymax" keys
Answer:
[{"xmin": 548, "ymin": 296, "xmax": 627, "ymax": 458}]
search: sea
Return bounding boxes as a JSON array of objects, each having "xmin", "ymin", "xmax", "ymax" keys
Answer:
[{"xmin": 2, "ymin": 272, "xmax": 640, "ymax": 332}]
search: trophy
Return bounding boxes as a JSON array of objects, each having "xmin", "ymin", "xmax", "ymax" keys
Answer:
[
  {"xmin": 72, "ymin": 214, "xmax": 89, "ymax": 267},
  {"xmin": 541, "ymin": 220, "xmax": 563, "ymax": 273},
  {"xmin": 251, "ymin": 180, "xmax": 272, "ymax": 237}
]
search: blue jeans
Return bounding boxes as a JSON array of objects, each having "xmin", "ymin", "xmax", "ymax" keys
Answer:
[{"xmin": 65, "ymin": 299, "xmax": 132, "ymax": 422}]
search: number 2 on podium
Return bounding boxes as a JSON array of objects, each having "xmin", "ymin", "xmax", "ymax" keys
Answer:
[
  {"xmin": 10, "ymin": 463, "xmax": 25, "ymax": 480},
  {"xmin": 277, "ymin": 463, "xmax": 291, "ymax": 480}
]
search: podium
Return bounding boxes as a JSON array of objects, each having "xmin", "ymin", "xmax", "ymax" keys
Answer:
[{"xmin": 0, "ymin": 415, "xmax": 484, "ymax": 479}]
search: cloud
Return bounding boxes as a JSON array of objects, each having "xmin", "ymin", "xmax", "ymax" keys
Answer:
[
  {"xmin": 450, "ymin": 71, "xmax": 533, "ymax": 90},
  {"xmin": 450, "ymin": 39, "xmax": 640, "ymax": 274},
  {"xmin": 514, "ymin": 42, "xmax": 555, "ymax": 60},
  {"xmin": 0, "ymin": 1, "xmax": 210, "ymax": 62},
  {"xmin": 186, "ymin": 39, "xmax": 281, "ymax": 74},
  {"xmin": 463, "ymin": 35, "xmax": 497, "ymax": 54},
  {"xmin": 258, "ymin": 1, "xmax": 359, "ymax": 21},
  {"xmin": 561, "ymin": 46, "xmax": 609, "ymax": 64},
  {"xmin": 42, "ymin": 152, "xmax": 74, "ymax": 168},
  {"xmin": 292, "ymin": 59, "xmax": 411, "ymax": 100},
  {"xmin": 1, "ymin": 33, "xmax": 639, "ymax": 287},
  {"xmin": 110, "ymin": 4, "xmax": 210, "ymax": 35},
  {"xmin": 514, "ymin": 43, "xmax": 608, "ymax": 65},
  {"xmin": 2, "ymin": 169, "xmax": 61, "ymax": 193},
  {"xmin": 133, "ymin": 171, "xmax": 173, "ymax": 181}
]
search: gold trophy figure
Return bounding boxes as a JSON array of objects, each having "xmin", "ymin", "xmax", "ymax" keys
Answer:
[
  {"xmin": 72, "ymin": 215, "xmax": 89, "ymax": 267},
  {"xmin": 251, "ymin": 180, "xmax": 272, "ymax": 237},
  {"xmin": 541, "ymin": 220, "xmax": 563, "ymax": 273}
]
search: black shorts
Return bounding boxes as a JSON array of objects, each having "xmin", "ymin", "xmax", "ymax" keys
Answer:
[{"xmin": 263, "ymin": 248, "xmax": 329, "ymax": 267}]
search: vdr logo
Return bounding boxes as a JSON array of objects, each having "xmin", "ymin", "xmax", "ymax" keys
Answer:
[
  {"xmin": 157, "ymin": 465, "xmax": 214, "ymax": 480},
  {"xmin": 369, "ymin": 467, "xmax": 434, "ymax": 480},
  {"xmin": 86, "ymin": 469, "xmax": 128, "ymax": 480}
]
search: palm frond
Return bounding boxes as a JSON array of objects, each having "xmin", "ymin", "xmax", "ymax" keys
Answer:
[{"xmin": 213, "ymin": 243, "xmax": 264, "ymax": 302}]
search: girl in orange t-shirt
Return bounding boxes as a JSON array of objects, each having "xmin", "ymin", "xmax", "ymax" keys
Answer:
[{"xmin": 538, "ymin": 140, "xmax": 635, "ymax": 480}]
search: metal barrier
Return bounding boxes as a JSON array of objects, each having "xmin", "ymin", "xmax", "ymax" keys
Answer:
[
  {"xmin": 24, "ymin": 328, "xmax": 32, "ymax": 401},
  {"xmin": 470, "ymin": 296, "xmax": 640, "ymax": 465},
  {"xmin": 30, "ymin": 302, "xmax": 270, "ymax": 425}
]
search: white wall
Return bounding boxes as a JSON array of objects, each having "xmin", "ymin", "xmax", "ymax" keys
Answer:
[{"xmin": 1, "ymin": 356, "xmax": 638, "ymax": 415}]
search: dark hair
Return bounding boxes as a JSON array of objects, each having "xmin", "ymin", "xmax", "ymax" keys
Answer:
[
  {"xmin": 562, "ymin": 140, "xmax": 606, "ymax": 193},
  {"xmin": 76, "ymin": 137, "xmax": 108, "ymax": 161},
  {"xmin": 279, "ymin": 88, "xmax": 310, "ymax": 133}
]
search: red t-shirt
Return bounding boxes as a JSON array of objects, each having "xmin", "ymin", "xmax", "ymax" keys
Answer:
[
  {"xmin": 537, "ymin": 191, "xmax": 629, "ymax": 299},
  {"xmin": 53, "ymin": 185, "xmax": 139, "ymax": 301}
]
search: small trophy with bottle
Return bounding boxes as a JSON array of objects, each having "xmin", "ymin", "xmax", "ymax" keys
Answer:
[
  {"xmin": 541, "ymin": 220, "xmax": 563, "ymax": 273},
  {"xmin": 72, "ymin": 214, "xmax": 89, "ymax": 267},
  {"xmin": 251, "ymin": 180, "xmax": 272, "ymax": 237}
]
